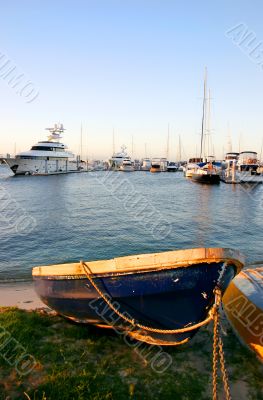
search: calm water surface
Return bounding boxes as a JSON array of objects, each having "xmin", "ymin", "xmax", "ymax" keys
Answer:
[{"xmin": 0, "ymin": 164, "xmax": 262, "ymax": 283}]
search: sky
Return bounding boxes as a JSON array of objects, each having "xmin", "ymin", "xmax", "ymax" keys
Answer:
[{"xmin": 0, "ymin": 0, "xmax": 263, "ymax": 161}]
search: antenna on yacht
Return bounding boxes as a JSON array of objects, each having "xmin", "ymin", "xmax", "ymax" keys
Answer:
[
  {"xmin": 121, "ymin": 144, "xmax": 127, "ymax": 154},
  {"xmin": 144, "ymin": 143, "xmax": 147, "ymax": 158},
  {"xmin": 45, "ymin": 123, "xmax": 65, "ymax": 141}
]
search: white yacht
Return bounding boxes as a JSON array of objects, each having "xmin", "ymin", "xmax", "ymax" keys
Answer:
[
  {"xmin": 141, "ymin": 158, "xmax": 151, "ymax": 171},
  {"xmin": 119, "ymin": 157, "xmax": 134, "ymax": 172},
  {"xmin": 140, "ymin": 158, "xmax": 152, "ymax": 171},
  {"xmin": 166, "ymin": 161, "xmax": 178, "ymax": 172},
  {"xmin": 3, "ymin": 124, "xmax": 84, "ymax": 175},
  {"xmin": 236, "ymin": 151, "xmax": 263, "ymax": 184},
  {"xmin": 150, "ymin": 158, "xmax": 162, "ymax": 173},
  {"xmin": 221, "ymin": 152, "xmax": 239, "ymax": 183},
  {"xmin": 184, "ymin": 158, "xmax": 202, "ymax": 178},
  {"xmin": 222, "ymin": 151, "xmax": 263, "ymax": 184},
  {"xmin": 108, "ymin": 145, "xmax": 130, "ymax": 170},
  {"xmin": 160, "ymin": 158, "xmax": 168, "ymax": 171}
]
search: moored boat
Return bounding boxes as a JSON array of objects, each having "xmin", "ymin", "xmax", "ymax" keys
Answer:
[
  {"xmin": 119, "ymin": 157, "xmax": 134, "ymax": 172},
  {"xmin": 2, "ymin": 124, "xmax": 85, "ymax": 175},
  {"xmin": 236, "ymin": 151, "xmax": 263, "ymax": 184},
  {"xmin": 223, "ymin": 267, "xmax": 263, "ymax": 362},
  {"xmin": 150, "ymin": 158, "xmax": 162, "ymax": 173},
  {"xmin": 166, "ymin": 161, "xmax": 178, "ymax": 172},
  {"xmin": 191, "ymin": 162, "xmax": 221, "ymax": 184},
  {"xmin": 33, "ymin": 248, "xmax": 244, "ymax": 345},
  {"xmin": 141, "ymin": 158, "xmax": 151, "ymax": 171},
  {"xmin": 191, "ymin": 70, "xmax": 220, "ymax": 184},
  {"xmin": 221, "ymin": 151, "xmax": 263, "ymax": 184},
  {"xmin": 108, "ymin": 145, "xmax": 130, "ymax": 170},
  {"xmin": 184, "ymin": 158, "xmax": 202, "ymax": 178}
]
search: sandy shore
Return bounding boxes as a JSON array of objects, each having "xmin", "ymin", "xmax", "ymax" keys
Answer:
[{"xmin": 0, "ymin": 282, "xmax": 46, "ymax": 310}]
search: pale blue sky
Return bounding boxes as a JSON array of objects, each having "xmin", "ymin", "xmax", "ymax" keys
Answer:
[{"xmin": 0, "ymin": 1, "xmax": 263, "ymax": 160}]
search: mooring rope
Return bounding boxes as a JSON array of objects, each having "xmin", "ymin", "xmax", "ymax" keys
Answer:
[
  {"xmin": 81, "ymin": 260, "xmax": 218, "ymax": 334},
  {"xmin": 212, "ymin": 288, "xmax": 232, "ymax": 400},
  {"xmin": 81, "ymin": 259, "xmax": 232, "ymax": 397}
]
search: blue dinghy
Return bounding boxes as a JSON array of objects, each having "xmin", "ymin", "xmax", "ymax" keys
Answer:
[{"xmin": 32, "ymin": 248, "xmax": 244, "ymax": 345}]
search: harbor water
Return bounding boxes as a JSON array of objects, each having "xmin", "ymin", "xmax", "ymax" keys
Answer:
[{"xmin": 0, "ymin": 164, "xmax": 262, "ymax": 283}]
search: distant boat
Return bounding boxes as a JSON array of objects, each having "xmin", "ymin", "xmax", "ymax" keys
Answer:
[
  {"xmin": 178, "ymin": 164, "xmax": 185, "ymax": 172},
  {"xmin": 150, "ymin": 158, "xmax": 162, "ymax": 173},
  {"xmin": 33, "ymin": 247, "xmax": 244, "ymax": 346},
  {"xmin": 191, "ymin": 162, "xmax": 221, "ymax": 184},
  {"xmin": 133, "ymin": 159, "xmax": 141, "ymax": 171},
  {"xmin": 236, "ymin": 151, "xmax": 263, "ymax": 184},
  {"xmin": 119, "ymin": 157, "xmax": 134, "ymax": 172},
  {"xmin": 2, "ymin": 124, "xmax": 84, "ymax": 175},
  {"xmin": 108, "ymin": 145, "xmax": 130, "ymax": 170},
  {"xmin": 166, "ymin": 162, "xmax": 178, "ymax": 172},
  {"xmin": 191, "ymin": 70, "xmax": 220, "ymax": 184},
  {"xmin": 184, "ymin": 158, "xmax": 203, "ymax": 178},
  {"xmin": 141, "ymin": 158, "xmax": 151, "ymax": 171},
  {"xmin": 160, "ymin": 158, "xmax": 168, "ymax": 171},
  {"xmin": 223, "ymin": 267, "xmax": 263, "ymax": 362},
  {"xmin": 221, "ymin": 151, "xmax": 263, "ymax": 184},
  {"xmin": 221, "ymin": 152, "xmax": 239, "ymax": 183}
]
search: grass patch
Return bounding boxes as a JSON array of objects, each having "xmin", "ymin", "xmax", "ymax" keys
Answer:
[{"xmin": 0, "ymin": 307, "xmax": 262, "ymax": 400}]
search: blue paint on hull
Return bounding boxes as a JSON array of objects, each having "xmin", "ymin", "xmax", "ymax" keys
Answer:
[{"xmin": 34, "ymin": 262, "xmax": 236, "ymax": 344}]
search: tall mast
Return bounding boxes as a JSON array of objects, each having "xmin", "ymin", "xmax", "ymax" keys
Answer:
[
  {"xmin": 200, "ymin": 68, "xmax": 207, "ymax": 160},
  {"xmin": 238, "ymin": 133, "xmax": 242, "ymax": 153},
  {"xmin": 227, "ymin": 122, "xmax": 232, "ymax": 154},
  {"xmin": 206, "ymin": 89, "xmax": 211, "ymax": 158},
  {"xmin": 178, "ymin": 134, "xmax": 182, "ymax": 162},
  {"xmin": 112, "ymin": 128, "xmax": 115, "ymax": 155},
  {"xmin": 80, "ymin": 123, "xmax": 83, "ymax": 160},
  {"xmin": 166, "ymin": 123, "xmax": 170, "ymax": 160},
  {"xmin": 131, "ymin": 135, "xmax": 134, "ymax": 157}
]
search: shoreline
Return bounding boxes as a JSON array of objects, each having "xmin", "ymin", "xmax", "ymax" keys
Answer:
[{"xmin": 0, "ymin": 281, "xmax": 46, "ymax": 310}]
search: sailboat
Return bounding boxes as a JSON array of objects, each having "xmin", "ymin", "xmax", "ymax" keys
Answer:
[{"xmin": 191, "ymin": 71, "xmax": 221, "ymax": 184}]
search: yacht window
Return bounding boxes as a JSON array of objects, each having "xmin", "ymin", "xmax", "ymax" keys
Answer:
[{"xmin": 31, "ymin": 146, "xmax": 53, "ymax": 151}]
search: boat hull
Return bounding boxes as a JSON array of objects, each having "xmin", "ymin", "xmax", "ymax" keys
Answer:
[
  {"xmin": 150, "ymin": 168, "xmax": 161, "ymax": 173},
  {"xmin": 119, "ymin": 166, "xmax": 134, "ymax": 172},
  {"xmin": 166, "ymin": 168, "xmax": 178, "ymax": 172},
  {"xmin": 223, "ymin": 268, "xmax": 263, "ymax": 362},
  {"xmin": 33, "ymin": 248, "xmax": 244, "ymax": 345},
  {"xmin": 3, "ymin": 158, "xmax": 84, "ymax": 175},
  {"xmin": 191, "ymin": 173, "xmax": 220, "ymax": 184}
]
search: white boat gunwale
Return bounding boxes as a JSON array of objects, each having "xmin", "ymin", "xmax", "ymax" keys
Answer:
[{"xmin": 32, "ymin": 247, "xmax": 245, "ymax": 278}]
